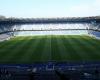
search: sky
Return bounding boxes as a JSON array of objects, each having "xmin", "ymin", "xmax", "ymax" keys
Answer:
[{"xmin": 0, "ymin": 0, "xmax": 100, "ymax": 18}]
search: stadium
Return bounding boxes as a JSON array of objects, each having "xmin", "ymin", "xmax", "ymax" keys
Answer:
[
  {"xmin": 0, "ymin": 19, "xmax": 100, "ymax": 63},
  {"xmin": 0, "ymin": 17, "xmax": 100, "ymax": 80}
]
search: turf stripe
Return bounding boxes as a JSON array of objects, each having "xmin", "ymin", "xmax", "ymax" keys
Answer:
[
  {"xmin": 30, "ymin": 36, "xmax": 48, "ymax": 62},
  {"xmin": 9, "ymin": 37, "xmax": 36, "ymax": 63},
  {"xmin": 63, "ymin": 35, "xmax": 84, "ymax": 61},
  {"xmin": 0, "ymin": 37, "xmax": 27, "ymax": 62},
  {"xmin": 82, "ymin": 36, "xmax": 100, "ymax": 49},
  {"xmin": 0, "ymin": 35, "xmax": 100, "ymax": 63},
  {"xmin": 69, "ymin": 35, "xmax": 93, "ymax": 60},
  {"xmin": 0, "ymin": 37, "xmax": 32, "ymax": 63},
  {"xmin": 51, "ymin": 35, "xmax": 62, "ymax": 61},
  {"xmin": 0, "ymin": 38, "xmax": 20, "ymax": 50},
  {"xmin": 55, "ymin": 35, "xmax": 72, "ymax": 61},
  {"xmin": 40, "ymin": 35, "xmax": 51, "ymax": 62},
  {"xmin": 16, "ymin": 36, "xmax": 42, "ymax": 63},
  {"xmin": 0, "ymin": 37, "xmax": 26, "ymax": 48},
  {"xmin": 79, "ymin": 36, "xmax": 100, "ymax": 60},
  {"xmin": 53, "ymin": 35, "xmax": 64, "ymax": 61}
]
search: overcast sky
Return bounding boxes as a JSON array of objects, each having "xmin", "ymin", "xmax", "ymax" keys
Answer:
[{"xmin": 0, "ymin": 0, "xmax": 100, "ymax": 18}]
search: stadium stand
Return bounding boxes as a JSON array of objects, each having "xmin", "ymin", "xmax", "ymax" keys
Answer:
[{"xmin": 0, "ymin": 62, "xmax": 100, "ymax": 80}]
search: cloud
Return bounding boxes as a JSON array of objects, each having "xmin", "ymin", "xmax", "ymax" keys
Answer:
[{"xmin": 67, "ymin": 0, "xmax": 100, "ymax": 17}]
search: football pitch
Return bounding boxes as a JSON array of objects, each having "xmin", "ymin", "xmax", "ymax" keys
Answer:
[{"xmin": 0, "ymin": 35, "xmax": 100, "ymax": 63}]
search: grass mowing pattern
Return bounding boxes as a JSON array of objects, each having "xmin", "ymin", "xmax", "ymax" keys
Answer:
[{"xmin": 0, "ymin": 35, "xmax": 100, "ymax": 63}]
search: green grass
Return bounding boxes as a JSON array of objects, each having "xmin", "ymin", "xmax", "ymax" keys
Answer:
[{"xmin": 0, "ymin": 35, "xmax": 100, "ymax": 63}]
